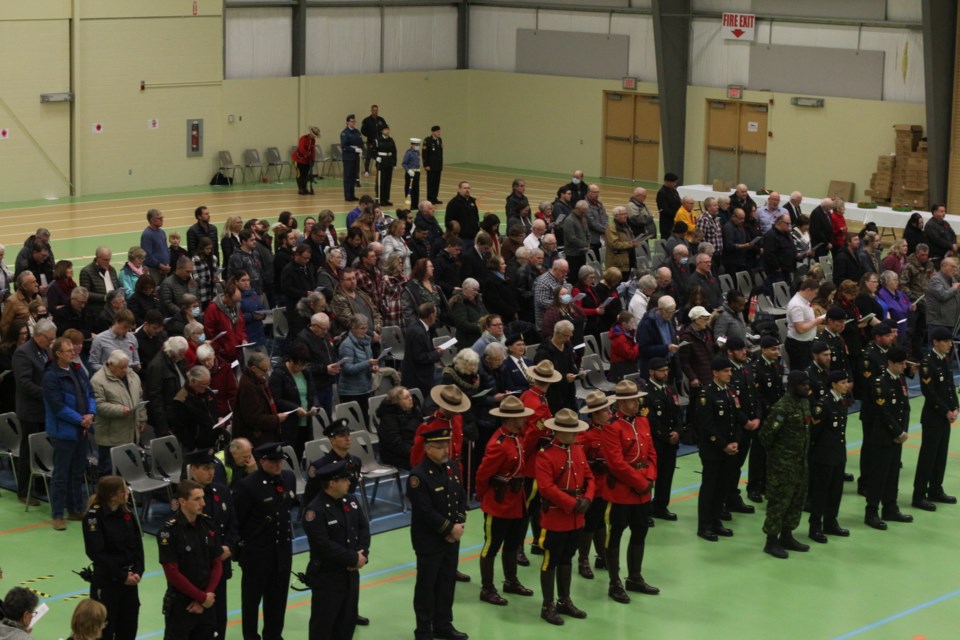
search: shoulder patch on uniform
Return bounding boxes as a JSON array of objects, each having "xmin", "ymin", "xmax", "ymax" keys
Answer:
[
  {"xmin": 814, "ymin": 405, "xmax": 822, "ymax": 415},
  {"xmin": 699, "ymin": 396, "xmax": 707, "ymax": 406},
  {"xmin": 409, "ymin": 476, "xmax": 420, "ymax": 489},
  {"xmin": 304, "ymin": 510, "xmax": 316, "ymax": 522}
]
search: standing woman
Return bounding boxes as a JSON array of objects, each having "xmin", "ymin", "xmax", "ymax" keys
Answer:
[
  {"xmin": 480, "ymin": 214, "xmax": 502, "ymax": 257},
  {"xmin": 47, "ymin": 260, "xmax": 76, "ymax": 311},
  {"xmin": 118, "ymin": 248, "xmax": 146, "ymax": 301},
  {"xmin": 854, "ymin": 272, "xmax": 884, "ymax": 342},
  {"xmin": 400, "ymin": 258, "xmax": 448, "ymax": 328},
  {"xmin": 82, "ymin": 475, "xmax": 144, "ymax": 640},
  {"xmin": 534, "ymin": 320, "xmax": 579, "ymax": 414},
  {"xmin": 221, "ymin": 215, "xmax": 243, "ymax": 264},
  {"xmin": 604, "ymin": 206, "xmax": 637, "ymax": 275},
  {"xmin": 902, "ymin": 212, "xmax": 925, "ymax": 254},
  {"xmin": 571, "ymin": 266, "xmax": 604, "ymax": 343},
  {"xmin": 382, "ymin": 218, "xmax": 412, "ymax": 276},
  {"xmin": 192, "ymin": 237, "xmax": 220, "ymax": 310},
  {"xmin": 541, "ymin": 285, "xmax": 587, "ymax": 349},
  {"xmin": 829, "ymin": 199, "xmax": 848, "ymax": 254},
  {"xmin": 381, "ymin": 253, "xmax": 407, "ymax": 329},
  {"xmin": 338, "ymin": 315, "xmax": 379, "ymax": 425},
  {"xmin": 876, "ymin": 270, "xmax": 911, "ymax": 340}
]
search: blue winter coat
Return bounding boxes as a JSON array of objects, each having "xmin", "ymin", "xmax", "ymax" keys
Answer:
[
  {"xmin": 43, "ymin": 361, "xmax": 97, "ymax": 441},
  {"xmin": 338, "ymin": 332, "xmax": 374, "ymax": 396}
]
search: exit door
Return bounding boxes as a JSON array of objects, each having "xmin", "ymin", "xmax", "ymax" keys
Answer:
[
  {"xmin": 706, "ymin": 100, "xmax": 769, "ymax": 187},
  {"xmin": 603, "ymin": 92, "xmax": 660, "ymax": 182}
]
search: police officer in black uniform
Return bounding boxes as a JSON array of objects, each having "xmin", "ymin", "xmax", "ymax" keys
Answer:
[
  {"xmin": 83, "ymin": 475, "xmax": 145, "ymax": 640},
  {"xmin": 375, "ymin": 125, "xmax": 397, "ymax": 206},
  {"xmin": 304, "ymin": 419, "xmax": 362, "ymax": 508},
  {"xmin": 408, "ymin": 426, "xmax": 469, "ymax": 640},
  {"xmin": 858, "ymin": 323, "xmax": 896, "ymax": 495},
  {"xmin": 157, "ymin": 479, "xmax": 223, "ymax": 640},
  {"xmin": 187, "ymin": 449, "xmax": 239, "ymax": 640},
  {"xmin": 302, "ymin": 459, "xmax": 371, "ymax": 640},
  {"xmin": 233, "ymin": 442, "xmax": 298, "ymax": 640},
  {"xmin": 808, "ymin": 371, "xmax": 852, "ymax": 543},
  {"xmin": 821, "ymin": 307, "xmax": 853, "ymax": 377},
  {"xmin": 863, "ymin": 347, "xmax": 913, "ymax": 530},
  {"xmin": 750, "ymin": 335, "xmax": 785, "ymax": 503},
  {"xmin": 913, "ymin": 326, "xmax": 959, "ymax": 511},
  {"xmin": 360, "ymin": 105, "xmax": 388, "ymax": 176},
  {"xmin": 725, "ymin": 336, "xmax": 760, "ymax": 515},
  {"xmin": 806, "ymin": 341, "xmax": 832, "ymax": 401},
  {"xmin": 644, "ymin": 357, "xmax": 682, "ymax": 521},
  {"xmin": 422, "ymin": 126, "xmax": 444, "ymax": 205},
  {"xmin": 695, "ymin": 357, "xmax": 743, "ymax": 541}
]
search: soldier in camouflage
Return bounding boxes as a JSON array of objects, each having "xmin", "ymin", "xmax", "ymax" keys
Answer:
[{"xmin": 759, "ymin": 370, "xmax": 812, "ymax": 559}]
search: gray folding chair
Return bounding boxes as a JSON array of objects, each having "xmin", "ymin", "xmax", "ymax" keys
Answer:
[
  {"xmin": 311, "ymin": 410, "xmax": 331, "ymax": 440},
  {"xmin": 409, "ymin": 387, "xmax": 424, "ymax": 408},
  {"xmin": 525, "ymin": 344, "xmax": 539, "ymax": 361},
  {"xmin": 336, "ymin": 402, "xmax": 377, "ymax": 443},
  {"xmin": 368, "ymin": 394, "xmax": 387, "ymax": 435},
  {"xmin": 0, "ymin": 412, "xmax": 22, "ymax": 490},
  {"xmin": 264, "ymin": 147, "xmax": 290, "ymax": 183},
  {"xmin": 303, "ymin": 438, "xmax": 331, "ymax": 467},
  {"xmin": 281, "ymin": 445, "xmax": 306, "ymax": 496},
  {"xmin": 772, "ymin": 281, "xmax": 791, "ymax": 308},
  {"xmin": 25, "ymin": 432, "xmax": 54, "ymax": 512},
  {"xmin": 322, "ymin": 144, "xmax": 343, "ymax": 178},
  {"xmin": 149, "ymin": 435, "xmax": 184, "ymax": 483},
  {"xmin": 352, "ymin": 430, "xmax": 404, "ymax": 514},
  {"xmin": 719, "ymin": 274, "xmax": 734, "ymax": 294},
  {"xmin": 111, "ymin": 443, "xmax": 173, "ymax": 525},
  {"xmin": 736, "ymin": 271, "xmax": 753, "ymax": 297},
  {"xmin": 582, "ymin": 354, "xmax": 615, "ymax": 392},
  {"xmin": 217, "ymin": 151, "xmax": 242, "ymax": 184},
  {"xmin": 380, "ymin": 326, "xmax": 405, "ymax": 362},
  {"xmin": 434, "ymin": 336, "xmax": 455, "ymax": 367},
  {"xmin": 599, "ymin": 331, "xmax": 613, "ymax": 369},
  {"xmin": 243, "ymin": 149, "xmax": 267, "ymax": 182}
]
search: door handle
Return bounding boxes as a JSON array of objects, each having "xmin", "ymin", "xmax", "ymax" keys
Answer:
[
  {"xmin": 634, "ymin": 137, "xmax": 658, "ymax": 144},
  {"xmin": 607, "ymin": 135, "xmax": 632, "ymax": 142}
]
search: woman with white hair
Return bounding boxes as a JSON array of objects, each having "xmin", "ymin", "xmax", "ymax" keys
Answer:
[
  {"xmin": 90, "ymin": 349, "xmax": 146, "ymax": 476},
  {"xmin": 534, "ymin": 319, "xmax": 579, "ymax": 414},
  {"xmin": 448, "ymin": 277, "xmax": 488, "ymax": 347},
  {"xmin": 440, "ymin": 347, "xmax": 485, "ymax": 448},
  {"xmin": 196, "ymin": 342, "xmax": 237, "ymax": 416},
  {"xmin": 143, "ymin": 336, "xmax": 189, "ymax": 438}
]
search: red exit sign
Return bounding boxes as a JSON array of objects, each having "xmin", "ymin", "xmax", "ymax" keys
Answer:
[{"xmin": 722, "ymin": 13, "xmax": 756, "ymax": 40}]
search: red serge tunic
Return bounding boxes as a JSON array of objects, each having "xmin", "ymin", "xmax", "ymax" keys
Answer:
[
  {"xmin": 601, "ymin": 412, "xmax": 658, "ymax": 505},
  {"xmin": 520, "ymin": 387, "xmax": 553, "ymax": 479},
  {"xmin": 535, "ymin": 440, "xmax": 595, "ymax": 532},
  {"xmin": 476, "ymin": 427, "xmax": 526, "ymax": 519}
]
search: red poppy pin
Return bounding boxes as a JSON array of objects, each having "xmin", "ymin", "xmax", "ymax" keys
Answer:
[
  {"xmin": 213, "ymin": 495, "xmax": 220, "ymax": 502},
  {"xmin": 276, "ymin": 486, "xmax": 284, "ymax": 493},
  {"xmin": 343, "ymin": 504, "xmax": 350, "ymax": 513},
  {"xmin": 123, "ymin": 514, "xmax": 132, "ymax": 521}
]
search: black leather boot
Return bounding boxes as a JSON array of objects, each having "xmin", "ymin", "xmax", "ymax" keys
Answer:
[
  {"xmin": 502, "ymin": 552, "xmax": 533, "ymax": 596},
  {"xmin": 624, "ymin": 544, "xmax": 660, "ymax": 595},
  {"xmin": 540, "ymin": 569, "xmax": 563, "ymax": 625},
  {"xmin": 556, "ymin": 565, "xmax": 587, "ymax": 618},
  {"xmin": 577, "ymin": 531, "xmax": 594, "ymax": 579},
  {"xmin": 605, "ymin": 544, "xmax": 630, "ymax": 603},
  {"xmin": 764, "ymin": 534, "xmax": 788, "ymax": 559},
  {"xmin": 779, "ymin": 530, "xmax": 810, "ymax": 552},
  {"xmin": 479, "ymin": 555, "xmax": 508, "ymax": 605}
]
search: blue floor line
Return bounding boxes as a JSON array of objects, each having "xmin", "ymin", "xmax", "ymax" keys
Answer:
[{"xmin": 832, "ymin": 587, "xmax": 960, "ymax": 639}]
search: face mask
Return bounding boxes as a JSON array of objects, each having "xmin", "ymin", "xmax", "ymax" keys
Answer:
[
  {"xmin": 572, "ymin": 178, "xmax": 581, "ymax": 185},
  {"xmin": 197, "ymin": 334, "xmax": 206, "ymax": 344},
  {"xmin": 560, "ymin": 294, "xmax": 572, "ymax": 305},
  {"xmin": 191, "ymin": 307, "xmax": 201, "ymax": 318},
  {"xmin": 679, "ymin": 257, "xmax": 689, "ymax": 265}
]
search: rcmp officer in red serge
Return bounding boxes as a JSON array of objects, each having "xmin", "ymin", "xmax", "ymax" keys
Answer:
[
  {"xmin": 576, "ymin": 390, "xmax": 615, "ymax": 579},
  {"xmin": 475, "ymin": 395, "xmax": 536, "ymax": 606},
  {"xmin": 157, "ymin": 479, "xmax": 223, "ymax": 640},
  {"xmin": 303, "ymin": 418, "xmax": 363, "ymax": 511},
  {"xmin": 644, "ymin": 356, "xmax": 682, "ymax": 521},
  {"xmin": 536, "ymin": 408, "xmax": 595, "ymax": 626},
  {"xmin": 233, "ymin": 442, "xmax": 297, "ymax": 640},
  {"xmin": 602, "ymin": 380, "xmax": 659, "ymax": 604},
  {"xmin": 808, "ymin": 370, "xmax": 853, "ymax": 543},
  {"xmin": 408, "ymin": 425, "xmax": 469, "ymax": 640},
  {"xmin": 695, "ymin": 356, "xmax": 745, "ymax": 541},
  {"xmin": 519, "ymin": 360, "xmax": 562, "ymax": 564},
  {"xmin": 186, "ymin": 449, "xmax": 238, "ymax": 640},
  {"xmin": 301, "ymin": 459, "xmax": 371, "ymax": 640}
]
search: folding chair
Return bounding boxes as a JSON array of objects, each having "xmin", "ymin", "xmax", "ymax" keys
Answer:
[
  {"xmin": 719, "ymin": 274, "xmax": 734, "ymax": 294},
  {"xmin": 772, "ymin": 281, "xmax": 791, "ymax": 308},
  {"xmin": 582, "ymin": 355, "xmax": 615, "ymax": 392},
  {"xmin": 434, "ymin": 336, "xmax": 456, "ymax": 367},
  {"xmin": 584, "ymin": 335, "xmax": 600, "ymax": 360},
  {"xmin": 111, "ymin": 443, "xmax": 172, "ymax": 528},
  {"xmin": 264, "ymin": 147, "xmax": 290, "ymax": 183},
  {"xmin": 409, "ymin": 387, "xmax": 424, "ymax": 408},
  {"xmin": 380, "ymin": 326, "xmax": 405, "ymax": 362},
  {"xmin": 0, "ymin": 412, "xmax": 22, "ymax": 491},
  {"xmin": 25, "ymin": 432, "xmax": 54, "ymax": 512},
  {"xmin": 368, "ymin": 394, "xmax": 387, "ymax": 435},
  {"xmin": 243, "ymin": 149, "xmax": 267, "ymax": 182},
  {"xmin": 352, "ymin": 430, "xmax": 404, "ymax": 514},
  {"xmin": 322, "ymin": 144, "xmax": 344, "ymax": 178},
  {"xmin": 149, "ymin": 435, "xmax": 184, "ymax": 483},
  {"xmin": 217, "ymin": 151, "xmax": 242, "ymax": 184},
  {"xmin": 304, "ymin": 438, "xmax": 331, "ymax": 467},
  {"xmin": 335, "ymin": 402, "xmax": 378, "ymax": 444},
  {"xmin": 736, "ymin": 271, "xmax": 753, "ymax": 297},
  {"xmin": 281, "ymin": 445, "xmax": 307, "ymax": 496},
  {"xmin": 525, "ymin": 344, "xmax": 539, "ymax": 361},
  {"xmin": 599, "ymin": 331, "xmax": 613, "ymax": 367}
]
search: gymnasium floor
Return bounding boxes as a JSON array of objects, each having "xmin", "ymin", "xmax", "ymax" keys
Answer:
[{"xmin": 0, "ymin": 166, "xmax": 957, "ymax": 639}]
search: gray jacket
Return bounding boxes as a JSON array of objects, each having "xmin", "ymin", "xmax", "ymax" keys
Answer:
[
  {"xmin": 925, "ymin": 271, "xmax": 960, "ymax": 327},
  {"xmin": 585, "ymin": 201, "xmax": 608, "ymax": 246},
  {"xmin": 712, "ymin": 304, "xmax": 749, "ymax": 344},
  {"xmin": 12, "ymin": 338, "xmax": 48, "ymax": 421},
  {"xmin": 562, "ymin": 213, "xmax": 589, "ymax": 257}
]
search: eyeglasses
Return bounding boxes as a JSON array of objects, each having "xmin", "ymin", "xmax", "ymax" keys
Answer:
[{"xmin": 489, "ymin": 322, "xmax": 503, "ymax": 327}]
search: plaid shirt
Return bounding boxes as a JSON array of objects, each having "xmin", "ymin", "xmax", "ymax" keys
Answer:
[
  {"xmin": 382, "ymin": 275, "xmax": 406, "ymax": 329},
  {"xmin": 192, "ymin": 254, "xmax": 220, "ymax": 308},
  {"xmin": 533, "ymin": 270, "xmax": 564, "ymax": 326},
  {"xmin": 355, "ymin": 264, "xmax": 385, "ymax": 314},
  {"xmin": 696, "ymin": 212, "xmax": 723, "ymax": 255}
]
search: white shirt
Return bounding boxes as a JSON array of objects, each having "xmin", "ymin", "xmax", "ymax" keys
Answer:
[
  {"xmin": 629, "ymin": 290, "xmax": 650, "ymax": 319},
  {"xmin": 786, "ymin": 292, "xmax": 816, "ymax": 342},
  {"xmin": 100, "ymin": 268, "xmax": 115, "ymax": 293}
]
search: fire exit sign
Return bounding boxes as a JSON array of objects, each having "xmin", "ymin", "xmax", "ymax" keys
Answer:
[{"xmin": 722, "ymin": 13, "xmax": 756, "ymax": 41}]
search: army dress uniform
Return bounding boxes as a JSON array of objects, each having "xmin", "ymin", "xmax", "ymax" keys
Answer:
[
  {"xmin": 302, "ymin": 460, "xmax": 371, "ymax": 640},
  {"xmin": 863, "ymin": 368, "xmax": 912, "ymax": 524},
  {"xmin": 520, "ymin": 385, "xmax": 555, "ymax": 554},
  {"xmin": 83, "ymin": 501, "xmax": 145, "ymax": 640},
  {"xmin": 806, "ymin": 361, "xmax": 830, "ymax": 401},
  {"xmin": 422, "ymin": 128, "xmax": 444, "ymax": 204},
  {"xmin": 858, "ymin": 341, "xmax": 889, "ymax": 491},
  {"xmin": 751, "ymin": 353, "xmax": 785, "ymax": 498},
  {"xmin": 914, "ymin": 347, "xmax": 958, "ymax": 506},
  {"xmin": 729, "ymin": 357, "xmax": 760, "ymax": 511},
  {"xmin": 375, "ymin": 131, "xmax": 397, "ymax": 204},
  {"xmin": 695, "ymin": 381, "xmax": 744, "ymax": 537},
  {"xmin": 157, "ymin": 510, "xmax": 223, "ymax": 640},
  {"xmin": 642, "ymin": 374, "xmax": 682, "ymax": 518},
  {"xmin": 408, "ymin": 426, "xmax": 468, "ymax": 640},
  {"xmin": 233, "ymin": 444, "xmax": 298, "ymax": 640},
  {"xmin": 821, "ymin": 327, "xmax": 852, "ymax": 378},
  {"xmin": 809, "ymin": 387, "xmax": 849, "ymax": 539}
]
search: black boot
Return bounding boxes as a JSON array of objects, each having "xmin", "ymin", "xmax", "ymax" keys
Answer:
[
  {"xmin": 824, "ymin": 519, "xmax": 850, "ymax": 537},
  {"xmin": 779, "ymin": 530, "xmax": 810, "ymax": 552},
  {"xmin": 502, "ymin": 552, "xmax": 533, "ymax": 596},
  {"xmin": 540, "ymin": 570, "xmax": 564, "ymax": 625},
  {"xmin": 556, "ymin": 565, "xmax": 587, "ymax": 618},
  {"xmin": 605, "ymin": 544, "xmax": 630, "ymax": 603},
  {"xmin": 516, "ymin": 548, "xmax": 531, "ymax": 567},
  {"xmin": 592, "ymin": 527, "xmax": 607, "ymax": 567},
  {"xmin": 624, "ymin": 544, "xmax": 660, "ymax": 595},
  {"xmin": 808, "ymin": 521, "xmax": 828, "ymax": 544},
  {"xmin": 764, "ymin": 534, "xmax": 788, "ymax": 559},
  {"xmin": 577, "ymin": 531, "xmax": 594, "ymax": 579},
  {"xmin": 479, "ymin": 555, "xmax": 508, "ymax": 606}
]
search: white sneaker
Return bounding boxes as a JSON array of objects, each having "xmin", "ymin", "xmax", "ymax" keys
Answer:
[
  {"xmin": 404, "ymin": 198, "xmax": 411, "ymax": 205},
  {"xmin": 364, "ymin": 171, "xmax": 370, "ymax": 177}
]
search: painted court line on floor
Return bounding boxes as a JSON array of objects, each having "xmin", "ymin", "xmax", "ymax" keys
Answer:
[{"xmin": 832, "ymin": 587, "xmax": 960, "ymax": 639}]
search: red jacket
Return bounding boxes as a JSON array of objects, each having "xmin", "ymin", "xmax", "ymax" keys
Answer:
[
  {"xmin": 410, "ymin": 411, "xmax": 464, "ymax": 469},
  {"xmin": 601, "ymin": 412, "xmax": 657, "ymax": 505},
  {"xmin": 609, "ymin": 324, "xmax": 638, "ymax": 363},
  {"xmin": 520, "ymin": 387, "xmax": 553, "ymax": 478},
  {"xmin": 476, "ymin": 428, "xmax": 526, "ymax": 519},
  {"xmin": 830, "ymin": 211, "xmax": 848, "ymax": 250},
  {"xmin": 535, "ymin": 440, "xmax": 594, "ymax": 532},
  {"xmin": 292, "ymin": 134, "xmax": 316, "ymax": 164},
  {"xmin": 577, "ymin": 424, "xmax": 609, "ymax": 501},
  {"xmin": 203, "ymin": 300, "xmax": 247, "ymax": 365}
]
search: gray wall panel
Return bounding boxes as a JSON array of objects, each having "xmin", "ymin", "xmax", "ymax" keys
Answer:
[
  {"xmin": 516, "ymin": 29, "xmax": 629, "ymax": 79},
  {"xmin": 753, "ymin": 0, "xmax": 887, "ymax": 21},
  {"xmin": 749, "ymin": 44, "xmax": 884, "ymax": 99}
]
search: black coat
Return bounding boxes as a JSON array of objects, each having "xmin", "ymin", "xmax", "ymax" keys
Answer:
[
  {"xmin": 833, "ymin": 250, "xmax": 864, "ymax": 285},
  {"xmin": 13, "ymin": 339, "xmax": 49, "ymax": 421},
  {"xmin": 294, "ymin": 327, "xmax": 338, "ymax": 389},
  {"xmin": 170, "ymin": 387, "xmax": 220, "ymax": 451},
  {"xmin": 400, "ymin": 321, "xmax": 441, "ymax": 398},
  {"xmin": 268, "ymin": 364, "xmax": 317, "ymax": 414},
  {"xmin": 377, "ymin": 396, "xmax": 423, "ymax": 470},
  {"xmin": 459, "ymin": 245, "xmax": 488, "ymax": 285},
  {"xmin": 233, "ymin": 468, "xmax": 297, "ymax": 571},
  {"xmin": 481, "ymin": 272, "xmax": 520, "ymax": 322},
  {"xmin": 445, "ymin": 194, "xmax": 480, "ymax": 241},
  {"xmin": 144, "ymin": 352, "xmax": 187, "ymax": 437},
  {"xmin": 809, "ymin": 206, "xmax": 833, "ymax": 257},
  {"xmin": 280, "ymin": 261, "xmax": 316, "ymax": 318}
]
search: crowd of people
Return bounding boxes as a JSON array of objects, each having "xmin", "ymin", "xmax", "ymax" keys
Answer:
[{"xmin": 0, "ymin": 168, "xmax": 957, "ymax": 640}]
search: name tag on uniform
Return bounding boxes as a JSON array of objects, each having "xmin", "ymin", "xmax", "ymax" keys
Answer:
[
  {"xmin": 435, "ymin": 487, "xmax": 444, "ymax": 492},
  {"xmin": 328, "ymin": 520, "xmax": 338, "ymax": 525}
]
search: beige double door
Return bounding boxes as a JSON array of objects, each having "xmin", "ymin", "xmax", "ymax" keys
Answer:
[
  {"xmin": 706, "ymin": 100, "xmax": 769, "ymax": 187},
  {"xmin": 602, "ymin": 92, "xmax": 661, "ymax": 182}
]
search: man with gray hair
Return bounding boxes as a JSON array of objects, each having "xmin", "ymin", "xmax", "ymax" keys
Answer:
[
  {"xmin": 144, "ymin": 336, "xmax": 189, "ymax": 437},
  {"xmin": 79, "ymin": 246, "xmax": 121, "ymax": 316},
  {"xmin": 636, "ymin": 295, "xmax": 680, "ymax": 377},
  {"xmin": 696, "ymin": 196, "xmax": 724, "ymax": 258},
  {"xmin": 540, "ymin": 234, "xmax": 560, "ymax": 270},
  {"xmin": 809, "ymin": 197, "xmax": 835, "ymax": 258},
  {"xmin": 534, "ymin": 259, "xmax": 570, "ymax": 326},
  {"xmin": 171, "ymin": 364, "xmax": 219, "ymax": 451},
  {"xmin": 15, "ymin": 227, "xmax": 54, "ymax": 274},
  {"xmin": 0, "ymin": 270, "xmax": 38, "ymax": 333},
  {"xmin": 901, "ymin": 243, "xmax": 935, "ymax": 359},
  {"xmin": 294, "ymin": 312, "xmax": 340, "ymax": 419},
  {"xmin": 925, "ymin": 257, "xmax": 960, "ymax": 340},
  {"xmin": 140, "ymin": 208, "xmax": 170, "ymax": 282},
  {"xmin": 89, "ymin": 308, "xmax": 140, "ymax": 372},
  {"xmin": 756, "ymin": 191, "xmax": 786, "ymax": 235},
  {"xmin": 784, "ymin": 191, "xmax": 804, "ymax": 226},
  {"xmin": 585, "ymin": 184, "xmax": 608, "ymax": 257},
  {"xmin": 626, "ymin": 187, "xmax": 656, "ymax": 237},
  {"xmin": 525, "ymin": 219, "xmax": 547, "ymax": 250},
  {"xmin": 215, "ymin": 436, "xmax": 258, "ymax": 488},
  {"xmin": 90, "ymin": 348, "xmax": 146, "ymax": 476},
  {"xmin": 160, "ymin": 255, "xmax": 198, "ymax": 316},
  {"xmin": 12, "ymin": 317, "xmax": 56, "ymax": 504},
  {"xmin": 52, "ymin": 286, "xmax": 95, "ymax": 339},
  {"xmin": 629, "ymin": 274, "xmax": 658, "ymax": 318},
  {"xmin": 563, "ymin": 201, "xmax": 590, "ymax": 278}
]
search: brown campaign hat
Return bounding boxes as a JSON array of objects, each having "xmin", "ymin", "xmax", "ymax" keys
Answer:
[
  {"xmin": 580, "ymin": 390, "xmax": 615, "ymax": 414},
  {"xmin": 430, "ymin": 384, "xmax": 472, "ymax": 413},
  {"xmin": 489, "ymin": 395, "xmax": 534, "ymax": 418},
  {"xmin": 545, "ymin": 408, "xmax": 589, "ymax": 433},
  {"xmin": 613, "ymin": 379, "xmax": 646, "ymax": 400},
  {"xmin": 528, "ymin": 360, "xmax": 563, "ymax": 383}
]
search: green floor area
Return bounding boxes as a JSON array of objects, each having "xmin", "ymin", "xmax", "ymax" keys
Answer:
[{"xmin": 1, "ymin": 395, "xmax": 958, "ymax": 640}]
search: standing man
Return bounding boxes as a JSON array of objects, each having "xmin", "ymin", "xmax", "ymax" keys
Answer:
[
  {"xmin": 923, "ymin": 203, "xmax": 957, "ymax": 264},
  {"xmin": 303, "ymin": 419, "xmax": 362, "ymax": 512},
  {"xmin": 759, "ymin": 371, "xmax": 813, "ymax": 559},
  {"xmin": 626, "ymin": 187, "xmax": 656, "ymax": 238},
  {"xmin": 602, "ymin": 381, "xmax": 659, "ymax": 604},
  {"xmin": 408, "ymin": 425, "xmax": 469, "ymax": 640},
  {"xmin": 188, "ymin": 206, "xmax": 220, "ymax": 260},
  {"xmin": 912, "ymin": 327, "xmax": 958, "ymax": 511},
  {"xmin": 340, "ymin": 115, "xmax": 363, "ymax": 202},
  {"xmin": 476, "ymin": 396, "xmax": 536, "ymax": 606},
  {"xmin": 79, "ymin": 247, "xmax": 121, "ymax": 317},
  {"xmin": 576, "ymin": 391, "xmax": 614, "ymax": 579},
  {"xmin": 808, "ymin": 198, "xmax": 835, "ymax": 258},
  {"xmin": 900, "ymin": 243, "xmax": 934, "ymax": 361},
  {"xmin": 725, "ymin": 337, "xmax": 761, "ymax": 515},
  {"xmin": 644, "ymin": 357, "xmax": 682, "ymax": 521},
  {"xmin": 186, "ymin": 449, "xmax": 238, "ymax": 640},
  {"xmin": 561, "ymin": 170, "xmax": 589, "ymax": 205},
  {"xmin": 805, "ymin": 341, "xmax": 833, "ymax": 401},
  {"xmin": 749, "ymin": 336, "xmax": 785, "ymax": 503},
  {"xmin": 808, "ymin": 370, "xmax": 852, "ymax": 543},
  {"xmin": 233, "ymin": 443, "xmax": 297, "ymax": 640},
  {"xmin": 562, "ymin": 201, "xmax": 590, "ymax": 278},
  {"xmin": 695, "ymin": 197, "xmax": 724, "ymax": 262},
  {"xmin": 422, "ymin": 126, "xmax": 444, "ymax": 205},
  {"xmin": 446, "ymin": 182, "xmax": 480, "ymax": 246},
  {"xmin": 400, "ymin": 303, "xmax": 443, "ymax": 401},
  {"xmin": 157, "ymin": 480, "xmax": 223, "ymax": 640},
  {"xmin": 361, "ymin": 105, "xmax": 388, "ymax": 177},
  {"xmin": 584, "ymin": 185, "xmax": 607, "ymax": 258},
  {"xmin": 302, "ymin": 459, "xmax": 371, "ymax": 640},
  {"xmin": 12, "ymin": 317, "xmax": 55, "ymax": 506},
  {"xmin": 656, "ymin": 173, "xmax": 681, "ymax": 239},
  {"xmin": 783, "ymin": 191, "xmax": 804, "ymax": 226},
  {"xmin": 506, "ymin": 179, "xmax": 530, "ymax": 221},
  {"xmin": 403, "ymin": 137, "xmax": 422, "ymax": 205},
  {"xmin": 863, "ymin": 347, "xmax": 913, "ymax": 530},
  {"xmin": 756, "ymin": 192, "xmax": 786, "ymax": 234},
  {"xmin": 293, "ymin": 126, "xmax": 321, "ymax": 195},
  {"xmin": 140, "ymin": 209, "xmax": 170, "ymax": 283},
  {"xmin": 821, "ymin": 307, "xmax": 852, "ymax": 378},
  {"xmin": 375, "ymin": 125, "xmax": 397, "ymax": 205}
]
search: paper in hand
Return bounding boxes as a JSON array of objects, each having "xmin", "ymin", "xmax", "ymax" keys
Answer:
[
  {"xmin": 32, "ymin": 603, "xmax": 49, "ymax": 625},
  {"xmin": 377, "ymin": 347, "xmax": 393, "ymax": 361},
  {"xmin": 135, "ymin": 400, "xmax": 149, "ymax": 409},
  {"xmin": 573, "ymin": 343, "xmax": 585, "ymax": 351},
  {"xmin": 437, "ymin": 338, "xmax": 457, "ymax": 350},
  {"xmin": 678, "ymin": 341, "xmax": 691, "ymax": 348},
  {"xmin": 599, "ymin": 297, "xmax": 615, "ymax": 308},
  {"xmin": 214, "ymin": 412, "xmax": 233, "ymax": 429},
  {"xmin": 210, "ymin": 331, "xmax": 228, "ymax": 342},
  {"xmin": 472, "ymin": 388, "xmax": 491, "ymax": 398},
  {"xmin": 860, "ymin": 313, "xmax": 876, "ymax": 323},
  {"xmin": 572, "ymin": 292, "xmax": 587, "ymax": 303}
]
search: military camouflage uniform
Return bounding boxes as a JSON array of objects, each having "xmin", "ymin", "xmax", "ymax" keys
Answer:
[{"xmin": 759, "ymin": 393, "xmax": 811, "ymax": 536}]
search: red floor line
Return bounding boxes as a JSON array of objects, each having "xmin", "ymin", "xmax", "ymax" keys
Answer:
[{"xmin": 0, "ymin": 520, "xmax": 52, "ymax": 536}]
